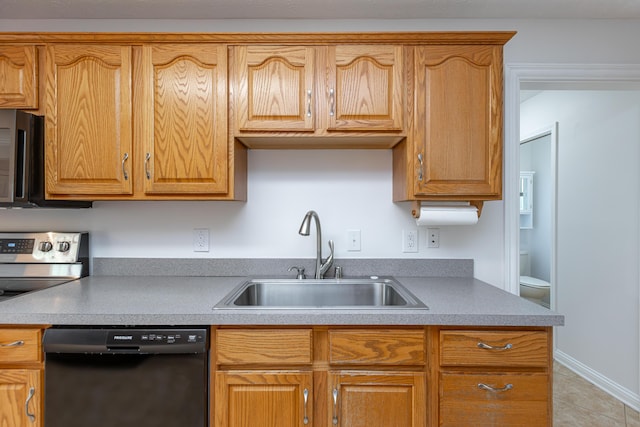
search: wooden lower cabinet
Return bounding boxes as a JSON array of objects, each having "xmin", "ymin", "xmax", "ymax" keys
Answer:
[
  {"xmin": 215, "ymin": 371, "xmax": 313, "ymax": 427},
  {"xmin": 212, "ymin": 326, "xmax": 552, "ymax": 427},
  {"xmin": 329, "ymin": 371, "xmax": 426, "ymax": 427},
  {"xmin": 439, "ymin": 372, "xmax": 548, "ymax": 427},
  {"xmin": 0, "ymin": 369, "xmax": 41, "ymax": 427},
  {"xmin": 0, "ymin": 327, "xmax": 44, "ymax": 427}
]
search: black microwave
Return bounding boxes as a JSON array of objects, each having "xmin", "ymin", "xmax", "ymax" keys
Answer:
[{"xmin": 0, "ymin": 110, "xmax": 91, "ymax": 208}]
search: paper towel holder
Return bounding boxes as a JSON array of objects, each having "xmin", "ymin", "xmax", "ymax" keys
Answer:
[{"xmin": 411, "ymin": 200, "xmax": 484, "ymax": 219}]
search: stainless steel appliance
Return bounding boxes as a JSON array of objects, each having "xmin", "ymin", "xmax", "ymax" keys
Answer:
[
  {"xmin": 43, "ymin": 326, "xmax": 209, "ymax": 427},
  {"xmin": 0, "ymin": 232, "xmax": 89, "ymax": 302},
  {"xmin": 0, "ymin": 110, "xmax": 91, "ymax": 208}
]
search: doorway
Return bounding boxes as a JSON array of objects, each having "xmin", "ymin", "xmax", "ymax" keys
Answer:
[
  {"xmin": 505, "ymin": 64, "xmax": 640, "ymax": 411},
  {"xmin": 518, "ymin": 125, "xmax": 557, "ymax": 310}
]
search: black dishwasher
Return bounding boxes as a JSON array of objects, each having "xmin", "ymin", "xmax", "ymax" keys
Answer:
[{"xmin": 43, "ymin": 326, "xmax": 208, "ymax": 427}]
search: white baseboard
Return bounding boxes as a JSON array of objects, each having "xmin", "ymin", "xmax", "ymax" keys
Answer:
[{"xmin": 555, "ymin": 350, "xmax": 640, "ymax": 412}]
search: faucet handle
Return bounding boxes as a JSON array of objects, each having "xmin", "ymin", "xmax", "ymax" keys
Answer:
[{"xmin": 288, "ymin": 266, "xmax": 306, "ymax": 280}]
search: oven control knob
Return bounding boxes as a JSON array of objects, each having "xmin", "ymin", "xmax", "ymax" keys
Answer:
[
  {"xmin": 57, "ymin": 241, "xmax": 71, "ymax": 252},
  {"xmin": 39, "ymin": 241, "xmax": 53, "ymax": 252}
]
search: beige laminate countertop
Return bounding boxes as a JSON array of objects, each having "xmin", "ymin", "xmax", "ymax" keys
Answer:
[{"xmin": 0, "ymin": 275, "xmax": 563, "ymax": 327}]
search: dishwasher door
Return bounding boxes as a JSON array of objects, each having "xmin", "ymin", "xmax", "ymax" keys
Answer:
[{"xmin": 43, "ymin": 327, "xmax": 208, "ymax": 427}]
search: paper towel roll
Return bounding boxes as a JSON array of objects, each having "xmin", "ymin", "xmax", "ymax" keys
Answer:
[{"xmin": 415, "ymin": 205, "xmax": 478, "ymax": 226}]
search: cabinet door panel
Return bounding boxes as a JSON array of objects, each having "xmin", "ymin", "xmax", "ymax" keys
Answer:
[
  {"xmin": 45, "ymin": 44, "xmax": 133, "ymax": 196},
  {"xmin": 414, "ymin": 45, "xmax": 502, "ymax": 198},
  {"xmin": 328, "ymin": 45, "xmax": 403, "ymax": 131},
  {"xmin": 0, "ymin": 369, "xmax": 41, "ymax": 427},
  {"xmin": 329, "ymin": 372, "xmax": 425, "ymax": 427},
  {"xmin": 215, "ymin": 371, "xmax": 313, "ymax": 427},
  {"xmin": 234, "ymin": 46, "xmax": 315, "ymax": 132},
  {"xmin": 140, "ymin": 44, "xmax": 227, "ymax": 194},
  {"xmin": 0, "ymin": 45, "xmax": 38, "ymax": 109}
]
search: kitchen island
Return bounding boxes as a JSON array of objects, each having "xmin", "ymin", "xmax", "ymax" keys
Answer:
[{"xmin": 1, "ymin": 274, "xmax": 562, "ymax": 427}]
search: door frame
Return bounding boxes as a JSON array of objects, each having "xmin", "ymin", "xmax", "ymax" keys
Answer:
[{"xmin": 503, "ymin": 63, "xmax": 640, "ymax": 296}]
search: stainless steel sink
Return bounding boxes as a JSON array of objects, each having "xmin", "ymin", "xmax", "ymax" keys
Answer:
[{"xmin": 214, "ymin": 278, "xmax": 428, "ymax": 309}]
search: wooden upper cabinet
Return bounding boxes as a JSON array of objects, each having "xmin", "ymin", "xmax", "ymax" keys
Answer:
[
  {"xmin": 233, "ymin": 45, "xmax": 315, "ymax": 132},
  {"xmin": 327, "ymin": 45, "xmax": 403, "ymax": 131},
  {"xmin": 411, "ymin": 45, "xmax": 503, "ymax": 199},
  {"xmin": 45, "ymin": 44, "xmax": 133, "ymax": 196},
  {"xmin": 137, "ymin": 44, "xmax": 228, "ymax": 195},
  {"xmin": 232, "ymin": 44, "xmax": 405, "ymax": 142},
  {"xmin": 0, "ymin": 45, "xmax": 38, "ymax": 109}
]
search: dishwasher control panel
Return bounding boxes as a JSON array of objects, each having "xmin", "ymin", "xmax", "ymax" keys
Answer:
[
  {"xmin": 44, "ymin": 327, "xmax": 208, "ymax": 354},
  {"xmin": 108, "ymin": 329, "xmax": 207, "ymax": 346}
]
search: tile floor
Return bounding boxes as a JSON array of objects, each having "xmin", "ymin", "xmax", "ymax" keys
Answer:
[{"xmin": 554, "ymin": 362, "xmax": 640, "ymax": 426}]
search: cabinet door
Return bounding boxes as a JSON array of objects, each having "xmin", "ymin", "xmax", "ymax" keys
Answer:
[
  {"xmin": 45, "ymin": 44, "xmax": 133, "ymax": 196},
  {"xmin": 215, "ymin": 371, "xmax": 313, "ymax": 427},
  {"xmin": 329, "ymin": 372, "xmax": 425, "ymax": 427},
  {"xmin": 139, "ymin": 44, "xmax": 227, "ymax": 194},
  {"xmin": 413, "ymin": 45, "xmax": 502, "ymax": 199},
  {"xmin": 327, "ymin": 45, "xmax": 403, "ymax": 131},
  {"xmin": 233, "ymin": 45, "xmax": 315, "ymax": 132},
  {"xmin": 0, "ymin": 369, "xmax": 41, "ymax": 427},
  {"xmin": 0, "ymin": 45, "xmax": 38, "ymax": 109}
]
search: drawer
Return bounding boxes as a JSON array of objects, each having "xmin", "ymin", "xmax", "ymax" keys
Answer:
[
  {"xmin": 440, "ymin": 330, "xmax": 548, "ymax": 368},
  {"xmin": 216, "ymin": 329, "xmax": 313, "ymax": 365},
  {"xmin": 0, "ymin": 328, "xmax": 42, "ymax": 364},
  {"xmin": 440, "ymin": 372, "xmax": 549, "ymax": 427},
  {"xmin": 329, "ymin": 329, "xmax": 425, "ymax": 365}
]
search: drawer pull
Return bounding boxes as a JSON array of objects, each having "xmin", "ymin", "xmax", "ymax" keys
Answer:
[
  {"xmin": 477, "ymin": 342, "xmax": 513, "ymax": 351},
  {"xmin": 303, "ymin": 388, "xmax": 309, "ymax": 425},
  {"xmin": 0, "ymin": 340, "xmax": 24, "ymax": 347},
  {"xmin": 25, "ymin": 387, "xmax": 36, "ymax": 422},
  {"xmin": 478, "ymin": 383, "xmax": 513, "ymax": 393}
]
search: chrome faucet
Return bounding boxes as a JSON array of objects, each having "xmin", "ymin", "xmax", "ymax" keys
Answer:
[{"xmin": 298, "ymin": 210, "xmax": 334, "ymax": 279}]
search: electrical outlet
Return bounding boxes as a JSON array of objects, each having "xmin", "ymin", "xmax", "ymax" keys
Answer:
[
  {"xmin": 193, "ymin": 228, "xmax": 209, "ymax": 252},
  {"xmin": 427, "ymin": 228, "xmax": 440, "ymax": 248},
  {"xmin": 347, "ymin": 229, "xmax": 361, "ymax": 251},
  {"xmin": 402, "ymin": 229, "xmax": 419, "ymax": 253}
]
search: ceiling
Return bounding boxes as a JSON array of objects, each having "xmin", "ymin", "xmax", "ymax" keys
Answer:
[{"xmin": 1, "ymin": 0, "xmax": 640, "ymax": 20}]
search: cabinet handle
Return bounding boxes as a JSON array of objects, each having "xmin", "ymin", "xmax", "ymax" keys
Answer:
[
  {"xmin": 0, "ymin": 340, "xmax": 24, "ymax": 347},
  {"xmin": 306, "ymin": 90, "xmax": 312, "ymax": 118},
  {"xmin": 329, "ymin": 88, "xmax": 335, "ymax": 117},
  {"xmin": 417, "ymin": 153, "xmax": 424, "ymax": 181},
  {"xmin": 303, "ymin": 388, "xmax": 309, "ymax": 425},
  {"xmin": 332, "ymin": 388, "xmax": 338, "ymax": 425},
  {"xmin": 477, "ymin": 342, "xmax": 513, "ymax": 351},
  {"xmin": 478, "ymin": 383, "xmax": 513, "ymax": 393},
  {"xmin": 145, "ymin": 152, "xmax": 151, "ymax": 180},
  {"xmin": 122, "ymin": 153, "xmax": 129, "ymax": 181},
  {"xmin": 25, "ymin": 387, "xmax": 36, "ymax": 422}
]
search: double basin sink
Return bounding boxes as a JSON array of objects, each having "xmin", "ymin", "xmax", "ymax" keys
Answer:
[{"xmin": 215, "ymin": 277, "xmax": 427, "ymax": 309}]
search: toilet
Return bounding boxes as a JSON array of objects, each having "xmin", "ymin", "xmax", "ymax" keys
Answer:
[{"xmin": 519, "ymin": 252, "xmax": 550, "ymax": 307}]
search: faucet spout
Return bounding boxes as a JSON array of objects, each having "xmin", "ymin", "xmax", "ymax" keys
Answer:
[{"xmin": 298, "ymin": 210, "xmax": 334, "ymax": 279}]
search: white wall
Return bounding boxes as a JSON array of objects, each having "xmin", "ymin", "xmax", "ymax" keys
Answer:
[
  {"xmin": 1, "ymin": 18, "xmax": 640, "ymax": 290},
  {"xmin": 521, "ymin": 90, "xmax": 640, "ymax": 399}
]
